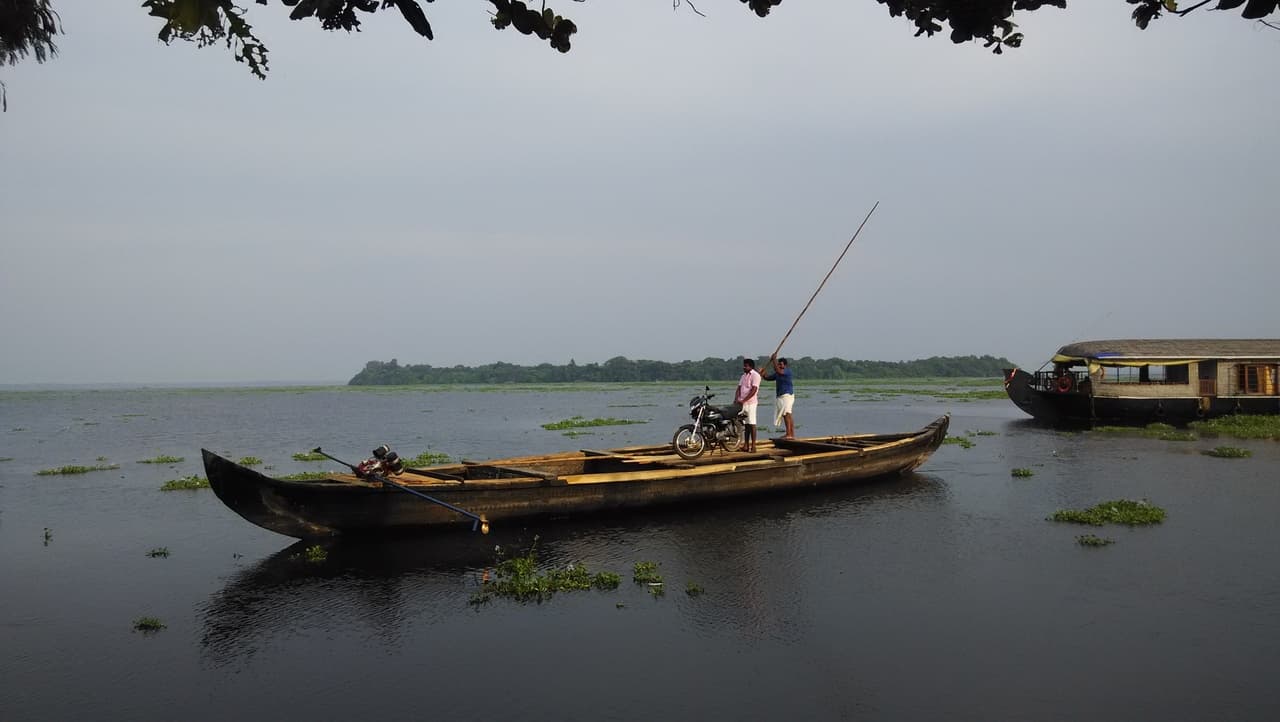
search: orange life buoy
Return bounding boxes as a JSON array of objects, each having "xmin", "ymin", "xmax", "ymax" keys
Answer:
[{"xmin": 1056, "ymin": 375, "xmax": 1074, "ymax": 393}]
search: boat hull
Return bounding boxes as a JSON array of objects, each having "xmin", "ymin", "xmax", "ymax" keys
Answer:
[
  {"xmin": 202, "ymin": 416, "xmax": 950, "ymax": 539},
  {"xmin": 1004, "ymin": 368, "xmax": 1280, "ymax": 425}
]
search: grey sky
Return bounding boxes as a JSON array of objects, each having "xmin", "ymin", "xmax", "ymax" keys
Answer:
[{"xmin": 2, "ymin": 2, "xmax": 1277, "ymax": 384}]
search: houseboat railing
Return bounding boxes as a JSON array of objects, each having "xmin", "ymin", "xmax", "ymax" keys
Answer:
[{"xmin": 1031, "ymin": 370, "xmax": 1088, "ymax": 393}]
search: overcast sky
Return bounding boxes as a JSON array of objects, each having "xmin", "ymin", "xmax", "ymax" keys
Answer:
[{"xmin": 2, "ymin": 1, "xmax": 1277, "ymax": 384}]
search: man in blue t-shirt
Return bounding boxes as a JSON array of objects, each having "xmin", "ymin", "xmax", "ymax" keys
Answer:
[{"xmin": 762, "ymin": 354, "xmax": 795, "ymax": 439}]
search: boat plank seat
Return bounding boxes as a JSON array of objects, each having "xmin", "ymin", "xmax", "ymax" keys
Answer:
[
  {"xmin": 461, "ymin": 462, "xmax": 563, "ymax": 483},
  {"xmin": 401, "ymin": 468, "xmax": 466, "ymax": 482},
  {"xmin": 580, "ymin": 449, "xmax": 624, "ymax": 458},
  {"xmin": 772, "ymin": 438, "xmax": 865, "ymax": 453}
]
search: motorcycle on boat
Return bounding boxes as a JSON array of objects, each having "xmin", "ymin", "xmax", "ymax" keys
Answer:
[{"xmin": 671, "ymin": 386, "xmax": 747, "ymax": 459}]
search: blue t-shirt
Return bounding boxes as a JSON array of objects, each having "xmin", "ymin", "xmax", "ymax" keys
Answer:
[{"xmin": 766, "ymin": 367, "xmax": 793, "ymax": 396}]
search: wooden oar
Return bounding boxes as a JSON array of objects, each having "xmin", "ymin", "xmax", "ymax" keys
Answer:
[
  {"xmin": 766, "ymin": 201, "xmax": 879, "ymax": 372},
  {"xmin": 311, "ymin": 447, "xmax": 490, "ymax": 534}
]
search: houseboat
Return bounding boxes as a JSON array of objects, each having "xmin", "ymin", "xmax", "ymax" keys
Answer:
[{"xmin": 1004, "ymin": 339, "xmax": 1280, "ymax": 425}]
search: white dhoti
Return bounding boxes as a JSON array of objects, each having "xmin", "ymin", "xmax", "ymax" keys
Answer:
[{"xmin": 774, "ymin": 393, "xmax": 794, "ymax": 426}]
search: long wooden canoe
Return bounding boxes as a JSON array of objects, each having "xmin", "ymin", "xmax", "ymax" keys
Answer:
[{"xmin": 201, "ymin": 415, "xmax": 949, "ymax": 539}]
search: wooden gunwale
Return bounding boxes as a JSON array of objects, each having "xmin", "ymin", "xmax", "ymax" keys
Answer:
[{"xmin": 201, "ymin": 415, "xmax": 950, "ymax": 538}]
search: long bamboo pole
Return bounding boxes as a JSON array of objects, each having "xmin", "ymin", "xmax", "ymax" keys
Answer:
[{"xmin": 767, "ymin": 201, "xmax": 879, "ymax": 368}]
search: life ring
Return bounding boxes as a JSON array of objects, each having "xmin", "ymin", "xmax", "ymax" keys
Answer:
[{"xmin": 1056, "ymin": 375, "xmax": 1074, "ymax": 393}]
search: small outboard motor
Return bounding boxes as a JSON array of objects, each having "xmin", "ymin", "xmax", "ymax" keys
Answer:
[{"xmin": 355, "ymin": 443, "xmax": 405, "ymax": 477}]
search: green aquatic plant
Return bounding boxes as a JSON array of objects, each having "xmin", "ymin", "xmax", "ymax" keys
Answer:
[
  {"xmin": 1051, "ymin": 499, "xmax": 1165, "ymax": 526},
  {"xmin": 469, "ymin": 542, "xmax": 622, "ymax": 605},
  {"xmin": 970, "ymin": 430, "xmax": 998, "ymax": 436},
  {"xmin": 405, "ymin": 450, "xmax": 450, "ymax": 466},
  {"xmin": 1203, "ymin": 446, "xmax": 1252, "ymax": 459},
  {"xmin": 0, "ymin": 456, "xmax": 13, "ymax": 462},
  {"xmin": 1092, "ymin": 424, "xmax": 1196, "ymax": 441},
  {"xmin": 633, "ymin": 561, "xmax": 662, "ymax": 585},
  {"xmin": 1189, "ymin": 414, "xmax": 1280, "ymax": 440},
  {"xmin": 304, "ymin": 545, "xmax": 328, "ymax": 563},
  {"xmin": 292, "ymin": 451, "xmax": 327, "ymax": 462},
  {"xmin": 132, "ymin": 617, "xmax": 165, "ymax": 633},
  {"xmin": 942, "ymin": 436, "xmax": 974, "ymax": 449},
  {"xmin": 594, "ymin": 571, "xmax": 621, "ymax": 590},
  {"xmin": 160, "ymin": 475, "xmax": 210, "ymax": 491},
  {"xmin": 43, "ymin": 527, "xmax": 51, "ymax": 545},
  {"xmin": 1076, "ymin": 534, "xmax": 1115, "ymax": 547},
  {"xmin": 36, "ymin": 463, "xmax": 120, "ymax": 476},
  {"xmin": 138, "ymin": 455, "xmax": 184, "ymax": 464},
  {"xmin": 147, "ymin": 547, "xmax": 170, "ymax": 558},
  {"xmin": 686, "ymin": 581, "xmax": 705, "ymax": 597},
  {"xmin": 1011, "ymin": 468, "xmax": 1034, "ymax": 478},
  {"xmin": 237, "ymin": 456, "xmax": 263, "ymax": 466},
  {"xmin": 541, "ymin": 416, "xmax": 647, "ymax": 430}
]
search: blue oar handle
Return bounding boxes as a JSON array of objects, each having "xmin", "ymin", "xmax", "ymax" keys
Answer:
[
  {"xmin": 374, "ymin": 471, "xmax": 490, "ymax": 534},
  {"xmin": 312, "ymin": 446, "xmax": 490, "ymax": 534}
]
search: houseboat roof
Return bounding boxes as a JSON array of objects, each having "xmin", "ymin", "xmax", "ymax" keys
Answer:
[{"xmin": 1055, "ymin": 339, "xmax": 1280, "ymax": 361}]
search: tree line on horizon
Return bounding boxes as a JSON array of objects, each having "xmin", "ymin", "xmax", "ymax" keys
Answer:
[{"xmin": 348, "ymin": 355, "xmax": 1015, "ymax": 385}]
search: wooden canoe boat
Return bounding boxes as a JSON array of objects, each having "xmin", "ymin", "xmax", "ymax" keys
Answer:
[{"xmin": 201, "ymin": 415, "xmax": 950, "ymax": 539}]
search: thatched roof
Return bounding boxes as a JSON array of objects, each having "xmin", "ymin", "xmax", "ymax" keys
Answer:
[{"xmin": 1056, "ymin": 339, "xmax": 1280, "ymax": 360}]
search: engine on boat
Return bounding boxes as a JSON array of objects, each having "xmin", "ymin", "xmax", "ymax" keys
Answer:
[{"xmin": 355, "ymin": 444, "xmax": 405, "ymax": 478}]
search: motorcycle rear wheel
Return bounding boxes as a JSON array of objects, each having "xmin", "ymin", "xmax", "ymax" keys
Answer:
[
  {"xmin": 722, "ymin": 419, "xmax": 745, "ymax": 452},
  {"xmin": 672, "ymin": 425, "xmax": 707, "ymax": 459}
]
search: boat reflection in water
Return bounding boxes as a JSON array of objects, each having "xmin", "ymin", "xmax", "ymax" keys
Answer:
[{"xmin": 198, "ymin": 472, "xmax": 948, "ymax": 668}]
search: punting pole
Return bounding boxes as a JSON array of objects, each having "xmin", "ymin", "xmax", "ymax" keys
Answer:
[
  {"xmin": 311, "ymin": 447, "xmax": 490, "ymax": 534},
  {"xmin": 766, "ymin": 201, "xmax": 879, "ymax": 370}
]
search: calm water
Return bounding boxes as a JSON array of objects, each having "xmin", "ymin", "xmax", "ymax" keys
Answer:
[{"xmin": 1, "ymin": 383, "xmax": 1278, "ymax": 721}]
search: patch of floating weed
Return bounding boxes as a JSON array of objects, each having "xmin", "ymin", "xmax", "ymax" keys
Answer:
[
  {"xmin": 43, "ymin": 527, "xmax": 51, "ymax": 545},
  {"xmin": 633, "ymin": 561, "xmax": 663, "ymax": 585},
  {"xmin": 405, "ymin": 450, "xmax": 450, "ymax": 466},
  {"xmin": 594, "ymin": 571, "xmax": 621, "ymax": 590},
  {"xmin": 470, "ymin": 541, "xmax": 621, "ymax": 605},
  {"xmin": 943, "ymin": 436, "xmax": 974, "ymax": 449},
  {"xmin": 237, "ymin": 456, "xmax": 263, "ymax": 466},
  {"xmin": 686, "ymin": 581, "xmax": 704, "ymax": 597},
  {"xmin": 1076, "ymin": 534, "xmax": 1115, "ymax": 547},
  {"xmin": 37, "ymin": 463, "xmax": 120, "ymax": 476},
  {"xmin": 138, "ymin": 455, "xmax": 184, "ymax": 464},
  {"xmin": 277, "ymin": 471, "xmax": 333, "ymax": 480},
  {"xmin": 1093, "ymin": 423, "xmax": 1195, "ymax": 441},
  {"xmin": 1203, "ymin": 446, "xmax": 1251, "ymax": 458},
  {"xmin": 292, "ymin": 451, "xmax": 328, "ymax": 462},
  {"xmin": 147, "ymin": 547, "xmax": 170, "ymax": 558},
  {"xmin": 970, "ymin": 430, "xmax": 998, "ymax": 436},
  {"xmin": 1051, "ymin": 499, "xmax": 1165, "ymax": 526},
  {"xmin": 160, "ymin": 475, "xmax": 209, "ymax": 491},
  {"xmin": 304, "ymin": 545, "xmax": 327, "ymax": 563},
  {"xmin": 0, "ymin": 456, "xmax": 13, "ymax": 462},
  {"xmin": 1011, "ymin": 468, "xmax": 1034, "ymax": 477},
  {"xmin": 542, "ymin": 416, "xmax": 647, "ymax": 430},
  {"xmin": 1189, "ymin": 414, "xmax": 1280, "ymax": 440},
  {"xmin": 133, "ymin": 617, "xmax": 165, "ymax": 633}
]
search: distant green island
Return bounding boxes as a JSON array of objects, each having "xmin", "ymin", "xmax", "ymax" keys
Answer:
[{"xmin": 349, "ymin": 355, "xmax": 1015, "ymax": 386}]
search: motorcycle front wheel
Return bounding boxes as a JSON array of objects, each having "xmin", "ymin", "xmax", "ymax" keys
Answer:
[
  {"xmin": 722, "ymin": 419, "xmax": 745, "ymax": 452},
  {"xmin": 672, "ymin": 425, "xmax": 707, "ymax": 459}
]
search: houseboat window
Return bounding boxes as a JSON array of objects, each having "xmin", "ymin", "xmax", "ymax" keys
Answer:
[
  {"xmin": 1236, "ymin": 364, "xmax": 1278, "ymax": 395},
  {"xmin": 1099, "ymin": 364, "xmax": 1188, "ymax": 384}
]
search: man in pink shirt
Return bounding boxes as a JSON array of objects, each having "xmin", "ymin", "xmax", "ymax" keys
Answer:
[{"xmin": 735, "ymin": 358, "xmax": 762, "ymax": 452}]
